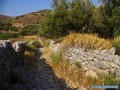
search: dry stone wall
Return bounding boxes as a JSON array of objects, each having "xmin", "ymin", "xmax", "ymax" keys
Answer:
[
  {"xmin": 49, "ymin": 40, "xmax": 120, "ymax": 80},
  {"xmin": 0, "ymin": 40, "xmax": 26, "ymax": 89}
]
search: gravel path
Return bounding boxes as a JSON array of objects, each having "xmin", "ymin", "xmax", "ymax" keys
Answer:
[{"xmin": 12, "ymin": 48, "xmax": 74, "ymax": 90}]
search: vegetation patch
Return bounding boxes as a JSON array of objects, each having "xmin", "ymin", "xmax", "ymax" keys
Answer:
[
  {"xmin": 61, "ymin": 33, "xmax": 112, "ymax": 50},
  {"xmin": 112, "ymin": 36, "xmax": 120, "ymax": 55}
]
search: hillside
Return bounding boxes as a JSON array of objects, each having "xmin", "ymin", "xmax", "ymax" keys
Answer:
[
  {"xmin": 0, "ymin": 14, "xmax": 13, "ymax": 22},
  {"xmin": 0, "ymin": 9, "xmax": 50, "ymax": 28},
  {"xmin": 0, "ymin": 9, "xmax": 50, "ymax": 39},
  {"xmin": 12, "ymin": 9, "xmax": 50, "ymax": 27}
]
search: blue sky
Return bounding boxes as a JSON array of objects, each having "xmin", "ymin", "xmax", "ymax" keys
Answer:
[{"xmin": 0, "ymin": 0, "xmax": 99, "ymax": 16}]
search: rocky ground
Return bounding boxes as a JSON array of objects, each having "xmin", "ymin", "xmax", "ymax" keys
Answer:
[{"xmin": 12, "ymin": 48, "xmax": 75, "ymax": 90}]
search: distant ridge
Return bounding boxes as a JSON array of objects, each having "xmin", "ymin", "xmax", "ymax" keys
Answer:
[
  {"xmin": 12, "ymin": 9, "xmax": 50, "ymax": 26},
  {"xmin": 0, "ymin": 9, "xmax": 50, "ymax": 28},
  {"xmin": 0, "ymin": 14, "xmax": 13, "ymax": 22}
]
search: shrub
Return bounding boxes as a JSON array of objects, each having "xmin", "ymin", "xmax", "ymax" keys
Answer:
[
  {"xmin": 42, "ymin": 39, "xmax": 50, "ymax": 47},
  {"xmin": 61, "ymin": 33, "xmax": 112, "ymax": 50},
  {"xmin": 112, "ymin": 36, "xmax": 120, "ymax": 55},
  {"xmin": 0, "ymin": 33, "xmax": 19, "ymax": 39},
  {"xmin": 39, "ymin": 0, "xmax": 94, "ymax": 39},
  {"xmin": 32, "ymin": 40, "xmax": 41, "ymax": 48},
  {"xmin": 24, "ymin": 44, "xmax": 38, "ymax": 53},
  {"xmin": 20, "ymin": 25, "xmax": 39, "ymax": 36},
  {"xmin": 50, "ymin": 52, "xmax": 62, "ymax": 65}
]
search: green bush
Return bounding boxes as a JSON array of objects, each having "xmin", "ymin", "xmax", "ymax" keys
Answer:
[
  {"xmin": 42, "ymin": 39, "xmax": 50, "ymax": 47},
  {"xmin": 39, "ymin": 0, "xmax": 94, "ymax": 39},
  {"xmin": 20, "ymin": 25, "xmax": 39, "ymax": 36},
  {"xmin": 0, "ymin": 33, "xmax": 19, "ymax": 39},
  {"xmin": 32, "ymin": 40, "xmax": 41, "ymax": 48},
  {"xmin": 10, "ymin": 26, "xmax": 18, "ymax": 31},
  {"xmin": 50, "ymin": 52, "xmax": 62, "ymax": 65},
  {"xmin": 112, "ymin": 41, "xmax": 120, "ymax": 55},
  {"xmin": 24, "ymin": 44, "xmax": 38, "ymax": 53}
]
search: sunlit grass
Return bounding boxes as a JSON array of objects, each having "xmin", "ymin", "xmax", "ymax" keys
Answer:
[{"xmin": 61, "ymin": 33, "xmax": 112, "ymax": 50}]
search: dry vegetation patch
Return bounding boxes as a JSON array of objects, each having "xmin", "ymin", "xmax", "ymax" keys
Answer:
[
  {"xmin": 61, "ymin": 33, "xmax": 112, "ymax": 50},
  {"xmin": 10, "ymin": 35, "xmax": 38, "ymax": 42}
]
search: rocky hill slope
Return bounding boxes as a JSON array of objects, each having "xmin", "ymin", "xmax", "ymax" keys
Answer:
[
  {"xmin": 12, "ymin": 9, "xmax": 49, "ymax": 27},
  {"xmin": 0, "ymin": 14, "xmax": 13, "ymax": 22}
]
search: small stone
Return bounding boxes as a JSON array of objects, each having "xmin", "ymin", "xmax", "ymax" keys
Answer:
[
  {"xmin": 100, "ymin": 50, "xmax": 108, "ymax": 55},
  {"xmin": 99, "ymin": 70, "xmax": 109, "ymax": 76},
  {"xmin": 81, "ymin": 56, "xmax": 87, "ymax": 62},
  {"xmin": 109, "ymin": 47, "xmax": 116, "ymax": 55},
  {"xmin": 102, "ymin": 56, "xmax": 108, "ymax": 61},
  {"xmin": 88, "ymin": 65, "xmax": 97, "ymax": 71},
  {"xmin": 94, "ymin": 50, "xmax": 100, "ymax": 54},
  {"xmin": 93, "ymin": 58, "xmax": 99, "ymax": 62},
  {"xmin": 87, "ymin": 56, "xmax": 94, "ymax": 61},
  {"xmin": 113, "ymin": 59, "xmax": 120, "ymax": 66},
  {"xmin": 107, "ymin": 55, "xmax": 116, "ymax": 62},
  {"xmin": 79, "ymin": 51, "xmax": 85, "ymax": 56},
  {"xmin": 83, "ymin": 66, "xmax": 89, "ymax": 71},
  {"xmin": 95, "ymin": 55, "xmax": 102, "ymax": 61},
  {"xmin": 89, "ymin": 61, "xmax": 96, "ymax": 66},
  {"xmin": 85, "ymin": 70, "xmax": 98, "ymax": 78},
  {"xmin": 110, "ymin": 63, "xmax": 120, "ymax": 69},
  {"xmin": 96, "ymin": 61, "xmax": 109, "ymax": 70}
]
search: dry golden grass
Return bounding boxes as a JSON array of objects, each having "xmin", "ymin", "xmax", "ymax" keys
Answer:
[
  {"xmin": 10, "ymin": 37, "xmax": 24, "ymax": 42},
  {"xmin": 24, "ymin": 35, "xmax": 38, "ymax": 40},
  {"xmin": 113, "ymin": 36, "xmax": 120, "ymax": 43},
  {"xmin": 61, "ymin": 33, "xmax": 112, "ymax": 50},
  {"xmin": 24, "ymin": 51, "xmax": 36, "ymax": 58},
  {"xmin": 10, "ymin": 35, "xmax": 38, "ymax": 42}
]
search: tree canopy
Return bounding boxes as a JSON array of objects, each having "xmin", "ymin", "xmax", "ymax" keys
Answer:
[{"xmin": 39, "ymin": 0, "xmax": 120, "ymax": 39}]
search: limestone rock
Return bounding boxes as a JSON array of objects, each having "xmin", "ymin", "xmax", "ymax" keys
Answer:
[
  {"xmin": 107, "ymin": 55, "xmax": 116, "ymax": 62},
  {"xmin": 12, "ymin": 41, "xmax": 26, "ymax": 54},
  {"xmin": 96, "ymin": 61, "xmax": 109, "ymax": 70},
  {"xmin": 93, "ymin": 50, "xmax": 100, "ymax": 54},
  {"xmin": 85, "ymin": 70, "xmax": 97, "ymax": 78},
  {"xmin": 110, "ymin": 63, "xmax": 120, "ymax": 69},
  {"xmin": 109, "ymin": 47, "xmax": 116, "ymax": 55},
  {"xmin": 113, "ymin": 59, "xmax": 120, "ymax": 66},
  {"xmin": 95, "ymin": 55, "xmax": 103, "ymax": 61}
]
